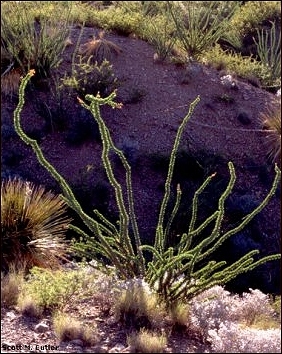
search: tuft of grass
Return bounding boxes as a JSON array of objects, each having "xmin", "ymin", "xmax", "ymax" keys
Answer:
[
  {"xmin": 127, "ymin": 328, "xmax": 167, "ymax": 353},
  {"xmin": 169, "ymin": 301, "xmax": 190, "ymax": 331},
  {"xmin": 78, "ymin": 30, "xmax": 122, "ymax": 65},
  {"xmin": 1, "ymin": 68, "xmax": 22, "ymax": 97},
  {"xmin": 1, "ymin": 178, "xmax": 72, "ymax": 273},
  {"xmin": 17, "ymin": 295, "xmax": 43, "ymax": 318},
  {"xmin": 1, "ymin": 267, "xmax": 25, "ymax": 308},
  {"xmin": 260, "ymin": 104, "xmax": 281, "ymax": 164},
  {"xmin": 53, "ymin": 311, "xmax": 98, "ymax": 346},
  {"xmin": 113, "ymin": 283, "xmax": 166, "ymax": 330}
]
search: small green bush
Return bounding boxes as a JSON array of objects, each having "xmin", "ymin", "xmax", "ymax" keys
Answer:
[
  {"xmin": 61, "ymin": 57, "xmax": 118, "ymax": 98},
  {"xmin": 200, "ymin": 44, "xmax": 270, "ymax": 86},
  {"xmin": 229, "ymin": 1, "xmax": 281, "ymax": 38},
  {"xmin": 18, "ymin": 266, "xmax": 97, "ymax": 312},
  {"xmin": 254, "ymin": 21, "xmax": 281, "ymax": 89}
]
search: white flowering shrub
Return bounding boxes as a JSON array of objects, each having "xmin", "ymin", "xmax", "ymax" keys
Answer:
[
  {"xmin": 189, "ymin": 286, "xmax": 277, "ymax": 340},
  {"xmin": 208, "ymin": 322, "xmax": 281, "ymax": 353}
]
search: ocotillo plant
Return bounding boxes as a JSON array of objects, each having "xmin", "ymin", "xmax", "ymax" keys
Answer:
[{"xmin": 13, "ymin": 70, "xmax": 281, "ymax": 305}]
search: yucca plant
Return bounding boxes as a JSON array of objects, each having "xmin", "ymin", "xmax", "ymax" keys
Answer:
[
  {"xmin": 260, "ymin": 104, "xmax": 281, "ymax": 164},
  {"xmin": 254, "ymin": 21, "xmax": 281, "ymax": 89},
  {"xmin": 78, "ymin": 30, "xmax": 122, "ymax": 65},
  {"xmin": 1, "ymin": 1, "xmax": 72, "ymax": 85},
  {"xmin": 1, "ymin": 178, "xmax": 72, "ymax": 273},
  {"xmin": 166, "ymin": 1, "xmax": 240, "ymax": 60}
]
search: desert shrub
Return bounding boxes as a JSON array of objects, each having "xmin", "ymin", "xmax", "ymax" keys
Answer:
[
  {"xmin": 127, "ymin": 328, "xmax": 167, "ymax": 353},
  {"xmin": 18, "ymin": 266, "xmax": 97, "ymax": 313},
  {"xmin": 201, "ymin": 44, "xmax": 270, "ymax": 87},
  {"xmin": 1, "ymin": 68, "xmax": 22, "ymax": 98},
  {"xmin": 260, "ymin": 103, "xmax": 281, "ymax": 164},
  {"xmin": 254, "ymin": 21, "xmax": 281, "ymax": 90},
  {"xmin": 1, "ymin": 1, "xmax": 72, "ymax": 83},
  {"xmin": 61, "ymin": 57, "xmax": 118, "ymax": 98},
  {"xmin": 229, "ymin": 1, "xmax": 281, "ymax": 39},
  {"xmin": 168, "ymin": 301, "xmax": 190, "ymax": 331},
  {"xmin": 53, "ymin": 311, "xmax": 98, "ymax": 345},
  {"xmin": 88, "ymin": 4, "xmax": 144, "ymax": 36},
  {"xmin": 123, "ymin": 85, "xmax": 147, "ymax": 104},
  {"xmin": 166, "ymin": 1, "xmax": 240, "ymax": 60},
  {"xmin": 14, "ymin": 71, "xmax": 281, "ymax": 308},
  {"xmin": 1, "ymin": 178, "xmax": 72, "ymax": 273},
  {"xmin": 208, "ymin": 322, "xmax": 281, "ymax": 353},
  {"xmin": 189, "ymin": 285, "xmax": 280, "ymax": 341}
]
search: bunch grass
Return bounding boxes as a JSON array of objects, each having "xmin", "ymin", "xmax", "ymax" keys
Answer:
[
  {"xmin": 127, "ymin": 328, "xmax": 167, "ymax": 353},
  {"xmin": 1, "ymin": 178, "xmax": 72, "ymax": 273}
]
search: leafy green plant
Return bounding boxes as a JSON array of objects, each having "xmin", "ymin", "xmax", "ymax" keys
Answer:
[
  {"xmin": 228, "ymin": 1, "xmax": 281, "ymax": 39},
  {"xmin": 166, "ymin": 1, "xmax": 239, "ymax": 60},
  {"xmin": 254, "ymin": 21, "xmax": 281, "ymax": 89},
  {"xmin": 1, "ymin": 1, "xmax": 72, "ymax": 80},
  {"xmin": 201, "ymin": 44, "xmax": 270, "ymax": 86},
  {"xmin": 18, "ymin": 266, "xmax": 97, "ymax": 312},
  {"xmin": 88, "ymin": 3, "xmax": 144, "ymax": 36},
  {"xmin": 1, "ymin": 177, "xmax": 72, "ymax": 273},
  {"xmin": 61, "ymin": 57, "xmax": 118, "ymax": 98},
  {"xmin": 14, "ymin": 71, "xmax": 281, "ymax": 307}
]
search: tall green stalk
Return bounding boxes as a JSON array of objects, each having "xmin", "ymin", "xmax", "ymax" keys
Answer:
[{"xmin": 14, "ymin": 71, "xmax": 281, "ymax": 305}]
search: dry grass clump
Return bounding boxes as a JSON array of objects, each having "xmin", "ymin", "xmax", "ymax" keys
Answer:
[
  {"xmin": 113, "ymin": 281, "xmax": 166, "ymax": 330},
  {"xmin": 17, "ymin": 295, "xmax": 43, "ymax": 318},
  {"xmin": 1, "ymin": 68, "xmax": 22, "ymax": 96},
  {"xmin": 1, "ymin": 267, "xmax": 25, "ymax": 308},
  {"xmin": 169, "ymin": 301, "xmax": 190, "ymax": 331},
  {"xmin": 78, "ymin": 30, "xmax": 122, "ymax": 64},
  {"xmin": 127, "ymin": 328, "xmax": 167, "ymax": 353},
  {"xmin": 260, "ymin": 103, "xmax": 281, "ymax": 164},
  {"xmin": 53, "ymin": 311, "xmax": 99, "ymax": 346}
]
